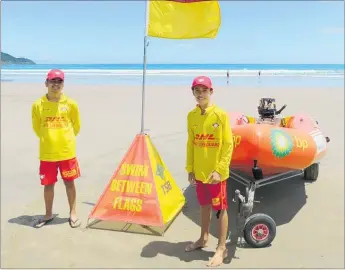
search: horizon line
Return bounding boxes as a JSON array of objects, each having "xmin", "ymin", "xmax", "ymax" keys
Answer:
[{"xmin": 4, "ymin": 62, "xmax": 344, "ymax": 65}]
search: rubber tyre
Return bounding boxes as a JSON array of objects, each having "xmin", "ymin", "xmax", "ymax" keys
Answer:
[
  {"xmin": 304, "ymin": 163, "xmax": 319, "ymax": 181},
  {"xmin": 243, "ymin": 213, "xmax": 276, "ymax": 248}
]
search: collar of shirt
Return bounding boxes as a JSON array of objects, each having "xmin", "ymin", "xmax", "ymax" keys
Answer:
[{"xmin": 196, "ymin": 104, "xmax": 215, "ymax": 115}]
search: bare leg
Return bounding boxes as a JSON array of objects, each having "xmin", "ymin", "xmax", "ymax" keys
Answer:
[
  {"xmin": 207, "ymin": 209, "xmax": 229, "ymax": 267},
  {"xmin": 185, "ymin": 205, "xmax": 212, "ymax": 251},
  {"xmin": 64, "ymin": 181, "xmax": 78, "ymax": 223},
  {"xmin": 43, "ymin": 184, "xmax": 55, "ymax": 219},
  {"xmin": 217, "ymin": 209, "xmax": 229, "ymax": 247},
  {"xmin": 33, "ymin": 184, "xmax": 55, "ymax": 228}
]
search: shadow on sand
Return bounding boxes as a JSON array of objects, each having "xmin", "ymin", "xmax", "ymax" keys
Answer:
[
  {"xmin": 8, "ymin": 214, "xmax": 69, "ymax": 228},
  {"xmin": 140, "ymin": 241, "xmax": 215, "ymax": 263},
  {"xmin": 141, "ymin": 174, "xmax": 307, "ymax": 265}
]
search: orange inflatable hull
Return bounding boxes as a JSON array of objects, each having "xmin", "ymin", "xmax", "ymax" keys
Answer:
[{"xmin": 228, "ymin": 112, "xmax": 329, "ymax": 177}]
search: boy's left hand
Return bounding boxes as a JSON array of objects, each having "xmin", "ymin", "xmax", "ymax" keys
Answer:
[{"xmin": 210, "ymin": 171, "xmax": 221, "ymax": 184}]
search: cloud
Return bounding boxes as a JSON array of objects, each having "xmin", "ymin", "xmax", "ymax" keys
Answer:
[{"xmin": 321, "ymin": 27, "xmax": 344, "ymax": 34}]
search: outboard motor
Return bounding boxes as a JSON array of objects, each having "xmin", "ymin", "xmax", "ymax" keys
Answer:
[
  {"xmin": 257, "ymin": 98, "xmax": 287, "ymax": 126},
  {"xmin": 258, "ymin": 98, "xmax": 277, "ymax": 119}
]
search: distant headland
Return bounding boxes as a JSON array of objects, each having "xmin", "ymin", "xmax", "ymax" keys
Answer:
[{"xmin": 1, "ymin": 52, "xmax": 35, "ymax": 64}]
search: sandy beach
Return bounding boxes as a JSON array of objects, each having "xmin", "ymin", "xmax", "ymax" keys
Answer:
[{"xmin": 1, "ymin": 82, "xmax": 344, "ymax": 268}]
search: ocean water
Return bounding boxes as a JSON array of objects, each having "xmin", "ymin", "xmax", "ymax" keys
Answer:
[{"xmin": 1, "ymin": 63, "xmax": 344, "ymax": 87}]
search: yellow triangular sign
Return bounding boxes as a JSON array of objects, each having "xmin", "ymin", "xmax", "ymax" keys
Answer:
[{"xmin": 145, "ymin": 135, "xmax": 186, "ymax": 224}]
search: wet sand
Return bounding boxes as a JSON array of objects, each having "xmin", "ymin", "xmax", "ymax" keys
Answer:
[{"xmin": 1, "ymin": 82, "xmax": 344, "ymax": 268}]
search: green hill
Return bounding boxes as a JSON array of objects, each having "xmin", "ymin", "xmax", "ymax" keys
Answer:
[{"xmin": 1, "ymin": 52, "xmax": 35, "ymax": 64}]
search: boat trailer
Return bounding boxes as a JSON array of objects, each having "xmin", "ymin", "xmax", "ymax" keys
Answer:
[{"xmin": 228, "ymin": 159, "xmax": 318, "ymax": 248}]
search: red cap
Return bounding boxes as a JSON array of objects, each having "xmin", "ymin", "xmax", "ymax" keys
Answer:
[
  {"xmin": 191, "ymin": 76, "xmax": 212, "ymax": 89},
  {"xmin": 47, "ymin": 69, "xmax": 64, "ymax": 80}
]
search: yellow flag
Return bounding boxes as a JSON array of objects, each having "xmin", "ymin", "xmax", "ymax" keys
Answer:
[{"xmin": 148, "ymin": 0, "xmax": 221, "ymax": 39}]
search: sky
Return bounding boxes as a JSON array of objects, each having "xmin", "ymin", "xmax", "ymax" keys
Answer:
[{"xmin": 1, "ymin": 1, "xmax": 344, "ymax": 64}]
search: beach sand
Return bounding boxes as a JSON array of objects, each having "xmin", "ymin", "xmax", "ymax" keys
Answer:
[{"xmin": 1, "ymin": 82, "xmax": 344, "ymax": 268}]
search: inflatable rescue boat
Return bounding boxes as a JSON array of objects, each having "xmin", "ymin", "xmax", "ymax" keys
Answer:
[{"xmin": 229, "ymin": 98, "xmax": 330, "ymax": 179}]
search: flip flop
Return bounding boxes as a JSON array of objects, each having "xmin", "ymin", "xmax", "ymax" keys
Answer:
[
  {"xmin": 33, "ymin": 217, "xmax": 54, "ymax": 228},
  {"xmin": 185, "ymin": 241, "xmax": 207, "ymax": 252},
  {"xmin": 69, "ymin": 218, "xmax": 81, "ymax": 228}
]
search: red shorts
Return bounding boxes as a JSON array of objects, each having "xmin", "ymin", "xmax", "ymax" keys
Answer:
[
  {"xmin": 39, "ymin": 157, "xmax": 81, "ymax": 186},
  {"xmin": 195, "ymin": 180, "xmax": 228, "ymax": 210}
]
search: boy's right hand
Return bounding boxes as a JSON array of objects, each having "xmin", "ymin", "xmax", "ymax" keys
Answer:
[{"xmin": 188, "ymin": 172, "xmax": 196, "ymax": 186}]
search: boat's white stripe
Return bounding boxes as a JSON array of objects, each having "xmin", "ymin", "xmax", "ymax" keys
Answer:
[{"xmin": 309, "ymin": 130, "xmax": 322, "ymax": 136}]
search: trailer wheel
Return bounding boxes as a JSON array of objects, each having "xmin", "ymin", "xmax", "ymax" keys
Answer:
[
  {"xmin": 243, "ymin": 213, "xmax": 276, "ymax": 248},
  {"xmin": 304, "ymin": 163, "xmax": 319, "ymax": 181}
]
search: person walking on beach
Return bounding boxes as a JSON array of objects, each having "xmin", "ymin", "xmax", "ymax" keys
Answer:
[
  {"xmin": 226, "ymin": 70, "xmax": 229, "ymax": 84},
  {"xmin": 185, "ymin": 76, "xmax": 234, "ymax": 267},
  {"xmin": 32, "ymin": 69, "xmax": 82, "ymax": 228}
]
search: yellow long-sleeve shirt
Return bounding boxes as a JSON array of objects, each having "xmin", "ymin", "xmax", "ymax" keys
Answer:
[
  {"xmin": 186, "ymin": 105, "xmax": 233, "ymax": 183},
  {"xmin": 32, "ymin": 94, "xmax": 81, "ymax": 162}
]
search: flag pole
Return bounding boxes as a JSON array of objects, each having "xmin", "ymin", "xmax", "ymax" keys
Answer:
[{"xmin": 140, "ymin": 0, "xmax": 150, "ymax": 134}]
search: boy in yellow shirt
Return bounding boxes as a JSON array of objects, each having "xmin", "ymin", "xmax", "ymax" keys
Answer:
[
  {"xmin": 185, "ymin": 76, "xmax": 233, "ymax": 267},
  {"xmin": 32, "ymin": 69, "xmax": 81, "ymax": 228}
]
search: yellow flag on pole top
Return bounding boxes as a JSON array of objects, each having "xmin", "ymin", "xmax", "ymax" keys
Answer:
[{"xmin": 148, "ymin": 0, "xmax": 221, "ymax": 39}]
